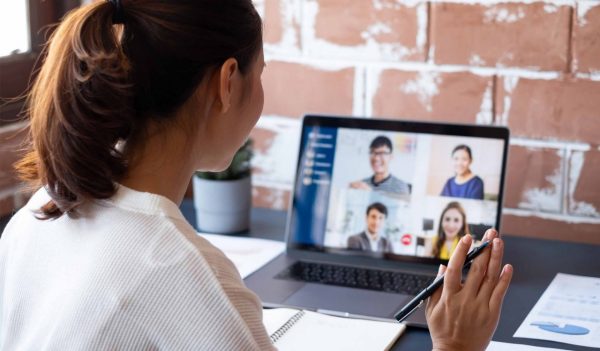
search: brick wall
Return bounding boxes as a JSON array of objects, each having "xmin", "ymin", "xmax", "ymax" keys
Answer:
[
  {"xmin": 1, "ymin": 0, "xmax": 598, "ymax": 244},
  {"xmin": 250, "ymin": 0, "xmax": 600, "ymax": 244},
  {"xmin": 0, "ymin": 122, "xmax": 29, "ymax": 218}
]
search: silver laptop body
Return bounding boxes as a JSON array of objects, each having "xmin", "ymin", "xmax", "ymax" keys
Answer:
[{"xmin": 245, "ymin": 115, "xmax": 509, "ymax": 328}]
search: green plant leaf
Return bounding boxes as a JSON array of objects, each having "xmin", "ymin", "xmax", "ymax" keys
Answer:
[{"xmin": 194, "ymin": 139, "xmax": 253, "ymax": 181}]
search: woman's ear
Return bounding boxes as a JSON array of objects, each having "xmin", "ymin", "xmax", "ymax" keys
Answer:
[{"xmin": 217, "ymin": 58, "xmax": 239, "ymax": 113}]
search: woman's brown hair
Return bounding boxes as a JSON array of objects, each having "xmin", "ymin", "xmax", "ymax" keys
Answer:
[
  {"xmin": 16, "ymin": 0, "xmax": 263, "ymax": 219},
  {"xmin": 431, "ymin": 201, "xmax": 470, "ymax": 259}
]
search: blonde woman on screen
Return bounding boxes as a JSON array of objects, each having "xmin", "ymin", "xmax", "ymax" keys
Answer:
[{"xmin": 0, "ymin": 1, "xmax": 511, "ymax": 350}]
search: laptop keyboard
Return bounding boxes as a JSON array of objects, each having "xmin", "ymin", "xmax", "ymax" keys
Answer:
[{"xmin": 275, "ymin": 261, "xmax": 435, "ymax": 295}]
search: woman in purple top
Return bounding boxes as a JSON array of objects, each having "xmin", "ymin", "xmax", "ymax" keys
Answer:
[{"xmin": 441, "ymin": 145, "xmax": 484, "ymax": 200}]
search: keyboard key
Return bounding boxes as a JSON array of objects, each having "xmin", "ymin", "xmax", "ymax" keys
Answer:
[{"xmin": 275, "ymin": 261, "xmax": 435, "ymax": 295}]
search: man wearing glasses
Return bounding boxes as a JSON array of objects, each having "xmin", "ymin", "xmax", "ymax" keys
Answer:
[{"xmin": 349, "ymin": 135, "xmax": 412, "ymax": 195}]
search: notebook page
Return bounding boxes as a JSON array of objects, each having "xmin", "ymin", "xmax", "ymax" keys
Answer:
[
  {"xmin": 268, "ymin": 309, "xmax": 405, "ymax": 351},
  {"xmin": 262, "ymin": 308, "xmax": 301, "ymax": 336}
]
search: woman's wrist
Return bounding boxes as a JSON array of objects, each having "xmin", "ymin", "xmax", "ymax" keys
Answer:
[
  {"xmin": 432, "ymin": 340, "xmax": 483, "ymax": 351},
  {"xmin": 432, "ymin": 346, "xmax": 458, "ymax": 351},
  {"xmin": 432, "ymin": 346, "xmax": 465, "ymax": 351}
]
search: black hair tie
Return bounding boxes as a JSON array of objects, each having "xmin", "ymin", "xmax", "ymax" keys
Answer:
[{"xmin": 107, "ymin": 0, "xmax": 125, "ymax": 24}]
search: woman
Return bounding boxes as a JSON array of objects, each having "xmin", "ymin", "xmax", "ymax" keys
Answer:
[
  {"xmin": 441, "ymin": 144, "xmax": 485, "ymax": 200},
  {"xmin": 0, "ymin": 1, "xmax": 512, "ymax": 350},
  {"xmin": 431, "ymin": 202, "xmax": 470, "ymax": 260}
]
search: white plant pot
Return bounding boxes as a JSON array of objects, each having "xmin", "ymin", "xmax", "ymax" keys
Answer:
[{"xmin": 193, "ymin": 175, "xmax": 251, "ymax": 234}]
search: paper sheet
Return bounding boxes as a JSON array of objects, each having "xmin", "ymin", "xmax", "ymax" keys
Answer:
[
  {"xmin": 487, "ymin": 341, "xmax": 571, "ymax": 351},
  {"xmin": 198, "ymin": 233, "xmax": 285, "ymax": 279},
  {"xmin": 513, "ymin": 273, "xmax": 600, "ymax": 348}
]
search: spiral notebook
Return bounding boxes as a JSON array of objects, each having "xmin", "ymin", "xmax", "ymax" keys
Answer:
[{"xmin": 262, "ymin": 308, "xmax": 406, "ymax": 350}]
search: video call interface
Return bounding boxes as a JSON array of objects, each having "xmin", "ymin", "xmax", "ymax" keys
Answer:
[{"xmin": 290, "ymin": 125, "xmax": 506, "ymax": 261}]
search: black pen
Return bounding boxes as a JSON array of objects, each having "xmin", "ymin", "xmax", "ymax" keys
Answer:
[{"xmin": 394, "ymin": 239, "xmax": 493, "ymax": 323}]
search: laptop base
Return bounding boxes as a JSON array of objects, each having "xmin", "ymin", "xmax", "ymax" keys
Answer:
[{"xmin": 245, "ymin": 253, "xmax": 431, "ymax": 328}]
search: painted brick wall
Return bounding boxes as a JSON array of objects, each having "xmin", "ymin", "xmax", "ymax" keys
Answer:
[
  {"xmin": 0, "ymin": 0, "xmax": 598, "ymax": 245},
  {"xmin": 250, "ymin": 0, "xmax": 600, "ymax": 244},
  {"xmin": 0, "ymin": 122, "xmax": 30, "ymax": 217}
]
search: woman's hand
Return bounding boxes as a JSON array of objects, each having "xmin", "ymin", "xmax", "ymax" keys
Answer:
[{"xmin": 426, "ymin": 229, "xmax": 513, "ymax": 351}]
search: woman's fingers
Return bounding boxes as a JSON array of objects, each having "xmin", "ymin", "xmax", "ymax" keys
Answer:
[
  {"xmin": 426, "ymin": 264, "xmax": 446, "ymax": 314},
  {"xmin": 478, "ymin": 237, "xmax": 504, "ymax": 300},
  {"xmin": 483, "ymin": 228, "xmax": 498, "ymax": 242},
  {"xmin": 463, "ymin": 230, "xmax": 498, "ymax": 297},
  {"xmin": 443, "ymin": 234, "xmax": 472, "ymax": 295},
  {"xmin": 489, "ymin": 264, "xmax": 513, "ymax": 315}
]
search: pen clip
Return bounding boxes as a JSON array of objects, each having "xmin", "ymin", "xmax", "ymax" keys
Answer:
[{"xmin": 397, "ymin": 299, "xmax": 424, "ymax": 323}]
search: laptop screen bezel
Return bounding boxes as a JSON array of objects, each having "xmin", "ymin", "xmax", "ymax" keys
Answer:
[{"xmin": 284, "ymin": 114, "xmax": 510, "ymax": 266}]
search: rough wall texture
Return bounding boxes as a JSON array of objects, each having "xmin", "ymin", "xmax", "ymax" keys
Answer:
[
  {"xmin": 1, "ymin": 0, "xmax": 598, "ymax": 244},
  {"xmin": 251, "ymin": 0, "xmax": 600, "ymax": 244},
  {"xmin": 0, "ymin": 122, "xmax": 30, "ymax": 218}
]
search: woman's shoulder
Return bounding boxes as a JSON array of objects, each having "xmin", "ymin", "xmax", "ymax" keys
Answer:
[
  {"xmin": 175, "ymin": 224, "xmax": 244, "ymax": 282},
  {"xmin": 1, "ymin": 188, "xmax": 51, "ymax": 239},
  {"xmin": 469, "ymin": 175, "xmax": 484, "ymax": 185},
  {"xmin": 22, "ymin": 187, "xmax": 52, "ymax": 211}
]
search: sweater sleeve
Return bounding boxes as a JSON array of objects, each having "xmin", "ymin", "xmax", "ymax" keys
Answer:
[{"xmin": 177, "ymin": 225, "xmax": 275, "ymax": 351}]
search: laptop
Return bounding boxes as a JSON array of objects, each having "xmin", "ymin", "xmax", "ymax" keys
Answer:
[{"xmin": 245, "ymin": 114, "xmax": 509, "ymax": 327}]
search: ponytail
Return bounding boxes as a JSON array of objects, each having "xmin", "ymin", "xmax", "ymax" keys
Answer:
[
  {"xmin": 16, "ymin": 2, "xmax": 134, "ymax": 219},
  {"xmin": 16, "ymin": 0, "xmax": 263, "ymax": 220}
]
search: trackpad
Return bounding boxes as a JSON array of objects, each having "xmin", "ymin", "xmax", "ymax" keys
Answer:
[{"xmin": 283, "ymin": 284, "xmax": 409, "ymax": 319}]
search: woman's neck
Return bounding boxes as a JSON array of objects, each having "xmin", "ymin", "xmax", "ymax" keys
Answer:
[
  {"xmin": 455, "ymin": 170, "xmax": 473, "ymax": 183},
  {"xmin": 120, "ymin": 124, "xmax": 194, "ymax": 205}
]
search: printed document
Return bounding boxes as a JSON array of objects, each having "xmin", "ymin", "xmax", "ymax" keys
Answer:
[
  {"xmin": 199, "ymin": 233, "xmax": 285, "ymax": 278},
  {"xmin": 514, "ymin": 273, "xmax": 600, "ymax": 348},
  {"xmin": 486, "ymin": 341, "xmax": 570, "ymax": 351}
]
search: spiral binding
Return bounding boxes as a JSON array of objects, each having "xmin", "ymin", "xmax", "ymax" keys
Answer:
[{"xmin": 269, "ymin": 310, "xmax": 306, "ymax": 344}]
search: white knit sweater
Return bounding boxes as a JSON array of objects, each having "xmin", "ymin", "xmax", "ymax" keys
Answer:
[{"xmin": 0, "ymin": 185, "xmax": 275, "ymax": 350}]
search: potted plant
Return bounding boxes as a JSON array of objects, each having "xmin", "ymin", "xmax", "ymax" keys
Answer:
[{"xmin": 193, "ymin": 139, "xmax": 253, "ymax": 234}]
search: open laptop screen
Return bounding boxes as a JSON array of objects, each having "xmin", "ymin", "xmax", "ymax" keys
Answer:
[{"xmin": 288, "ymin": 115, "xmax": 509, "ymax": 264}]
